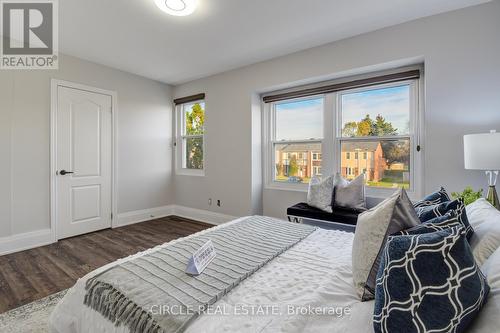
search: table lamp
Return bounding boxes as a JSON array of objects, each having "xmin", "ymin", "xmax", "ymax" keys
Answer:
[{"xmin": 464, "ymin": 130, "xmax": 500, "ymax": 209}]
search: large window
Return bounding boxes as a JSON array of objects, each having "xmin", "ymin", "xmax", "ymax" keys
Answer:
[
  {"xmin": 339, "ymin": 84, "xmax": 412, "ymax": 189},
  {"xmin": 271, "ymin": 97, "xmax": 323, "ymax": 184},
  {"xmin": 176, "ymin": 100, "xmax": 205, "ymax": 175},
  {"xmin": 264, "ymin": 70, "xmax": 422, "ymax": 197}
]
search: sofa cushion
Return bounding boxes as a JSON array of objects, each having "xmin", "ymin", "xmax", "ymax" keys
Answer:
[{"xmin": 287, "ymin": 202, "xmax": 359, "ymax": 225}]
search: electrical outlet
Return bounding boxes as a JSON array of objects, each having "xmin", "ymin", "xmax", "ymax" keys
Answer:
[
  {"xmin": 217, "ymin": 200, "xmax": 221, "ymax": 207},
  {"xmin": 208, "ymin": 198, "xmax": 212, "ymax": 206}
]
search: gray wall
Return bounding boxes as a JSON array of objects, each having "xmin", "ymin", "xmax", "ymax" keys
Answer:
[
  {"xmin": 0, "ymin": 54, "xmax": 173, "ymax": 237},
  {"xmin": 173, "ymin": 2, "xmax": 500, "ymax": 219}
]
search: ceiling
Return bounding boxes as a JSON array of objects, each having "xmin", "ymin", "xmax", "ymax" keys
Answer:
[{"xmin": 59, "ymin": 0, "xmax": 489, "ymax": 85}]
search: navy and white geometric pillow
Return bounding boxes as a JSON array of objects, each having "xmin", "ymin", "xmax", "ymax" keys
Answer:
[
  {"xmin": 413, "ymin": 187, "xmax": 451, "ymax": 208},
  {"xmin": 415, "ymin": 198, "xmax": 474, "ymax": 240},
  {"xmin": 397, "ymin": 212, "xmax": 462, "ymax": 236},
  {"xmin": 374, "ymin": 226, "xmax": 490, "ymax": 333}
]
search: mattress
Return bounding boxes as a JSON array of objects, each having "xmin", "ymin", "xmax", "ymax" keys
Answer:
[{"xmin": 49, "ymin": 217, "xmax": 375, "ymax": 333}]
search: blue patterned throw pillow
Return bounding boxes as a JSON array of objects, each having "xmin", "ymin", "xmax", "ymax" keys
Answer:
[
  {"xmin": 415, "ymin": 198, "xmax": 473, "ymax": 240},
  {"xmin": 397, "ymin": 212, "xmax": 462, "ymax": 236},
  {"xmin": 373, "ymin": 227, "xmax": 489, "ymax": 333},
  {"xmin": 413, "ymin": 187, "xmax": 451, "ymax": 208}
]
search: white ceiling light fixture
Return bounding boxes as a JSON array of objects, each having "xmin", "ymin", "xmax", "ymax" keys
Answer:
[{"xmin": 154, "ymin": 0, "xmax": 198, "ymax": 16}]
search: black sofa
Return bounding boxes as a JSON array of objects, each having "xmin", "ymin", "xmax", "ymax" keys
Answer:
[{"xmin": 287, "ymin": 202, "xmax": 361, "ymax": 230}]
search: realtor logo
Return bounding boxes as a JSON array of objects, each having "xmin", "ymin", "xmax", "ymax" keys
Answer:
[{"xmin": 1, "ymin": 0, "xmax": 58, "ymax": 69}]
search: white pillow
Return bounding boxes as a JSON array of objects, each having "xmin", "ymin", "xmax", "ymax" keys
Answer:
[
  {"xmin": 468, "ymin": 247, "xmax": 500, "ymax": 333},
  {"xmin": 466, "ymin": 198, "xmax": 500, "ymax": 228},
  {"xmin": 466, "ymin": 199, "xmax": 500, "ymax": 265},
  {"xmin": 307, "ymin": 175, "xmax": 334, "ymax": 212}
]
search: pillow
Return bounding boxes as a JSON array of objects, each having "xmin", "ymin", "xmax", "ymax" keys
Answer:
[
  {"xmin": 307, "ymin": 175, "xmax": 334, "ymax": 212},
  {"xmin": 374, "ymin": 226, "xmax": 490, "ymax": 333},
  {"xmin": 466, "ymin": 199, "xmax": 500, "ymax": 265},
  {"xmin": 466, "ymin": 198, "xmax": 500, "ymax": 229},
  {"xmin": 468, "ymin": 246, "xmax": 500, "ymax": 332},
  {"xmin": 413, "ymin": 187, "xmax": 451, "ymax": 208},
  {"xmin": 397, "ymin": 212, "xmax": 461, "ymax": 235},
  {"xmin": 332, "ymin": 173, "xmax": 366, "ymax": 211},
  {"xmin": 416, "ymin": 198, "xmax": 474, "ymax": 240},
  {"xmin": 469, "ymin": 219, "xmax": 500, "ymax": 266},
  {"xmin": 352, "ymin": 189, "xmax": 420, "ymax": 301}
]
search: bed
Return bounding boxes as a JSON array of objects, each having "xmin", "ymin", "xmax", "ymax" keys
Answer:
[{"xmin": 49, "ymin": 216, "xmax": 494, "ymax": 333}]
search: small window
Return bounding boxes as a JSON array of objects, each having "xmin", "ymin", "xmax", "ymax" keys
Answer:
[
  {"xmin": 346, "ymin": 152, "xmax": 350, "ymax": 160},
  {"xmin": 176, "ymin": 100, "xmax": 205, "ymax": 175}
]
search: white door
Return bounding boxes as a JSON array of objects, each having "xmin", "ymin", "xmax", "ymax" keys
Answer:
[{"xmin": 56, "ymin": 86, "xmax": 112, "ymax": 239}]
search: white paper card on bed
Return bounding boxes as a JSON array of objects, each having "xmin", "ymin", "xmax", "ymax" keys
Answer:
[{"xmin": 186, "ymin": 240, "xmax": 216, "ymax": 275}]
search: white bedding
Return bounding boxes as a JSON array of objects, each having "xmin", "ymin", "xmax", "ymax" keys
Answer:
[{"xmin": 49, "ymin": 217, "xmax": 374, "ymax": 333}]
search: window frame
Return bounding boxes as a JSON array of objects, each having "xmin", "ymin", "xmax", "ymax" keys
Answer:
[
  {"xmin": 264, "ymin": 74, "xmax": 423, "ymax": 199},
  {"xmin": 175, "ymin": 99, "xmax": 205, "ymax": 177},
  {"xmin": 264, "ymin": 95, "xmax": 325, "ymax": 191},
  {"xmin": 335, "ymin": 79, "xmax": 420, "ymax": 198}
]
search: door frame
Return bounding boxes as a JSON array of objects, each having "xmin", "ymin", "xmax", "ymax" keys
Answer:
[{"xmin": 50, "ymin": 79, "xmax": 118, "ymax": 241}]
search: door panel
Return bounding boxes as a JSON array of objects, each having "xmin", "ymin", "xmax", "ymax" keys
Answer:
[
  {"xmin": 56, "ymin": 86, "xmax": 112, "ymax": 239},
  {"xmin": 72, "ymin": 185, "xmax": 101, "ymax": 223},
  {"xmin": 72, "ymin": 102, "xmax": 101, "ymax": 177}
]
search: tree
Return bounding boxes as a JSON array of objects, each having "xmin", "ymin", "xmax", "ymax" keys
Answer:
[
  {"xmin": 342, "ymin": 121, "xmax": 358, "ymax": 137},
  {"xmin": 357, "ymin": 114, "xmax": 373, "ymax": 136},
  {"xmin": 382, "ymin": 140, "xmax": 410, "ymax": 166},
  {"xmin": 288, "ymin": 155, "xmax": 298, "ymax": 177},
  {"xmin": 374, "ymin": 114, "xmax": 397, "ymax": 136},
  {"xmin": 185, "ymin": 103, "xmax": 204, "ymax": 169},
  {"xmin": 341, "ymin": 114, "xmax": 399, "ymax": 138},
  {"xmin": 186, "ymin": 103, "xmax": 204, "ymax": 135}
]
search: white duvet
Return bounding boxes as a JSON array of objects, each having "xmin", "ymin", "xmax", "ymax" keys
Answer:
[{"xmin": 49, "ymin": 217, "xmax": 374, "ymax": 333}]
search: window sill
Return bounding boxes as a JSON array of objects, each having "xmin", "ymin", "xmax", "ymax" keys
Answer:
[
  {"xmin": 265, "ymin": 182, "xmax": 308, "ymax": 193},
  {"xmin": 176, "ymin": 169, "xmax": 205, "ymax": 177},
  {"xmin": 265, "ymin": 182, "xmax": 421, "ymax": 201}
]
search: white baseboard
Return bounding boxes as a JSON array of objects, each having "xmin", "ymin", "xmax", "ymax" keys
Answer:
[
  {"xmin": 114, "ymin": 205, "xmax": 175, "ymax": 227},
  {"xmin": 115, "ymin": 204, "xmax": 237, "ymax": 228},
  {"xmin": 0, "ymin": 229, "xmax": 54, "ymax": 256},
  {"xmin": 0, "ymin": 205, "xmax": 238, "ymax": 256},
  {"xmin": 172, "ymin": 205, "xmax": 237, "ymax": 225}
]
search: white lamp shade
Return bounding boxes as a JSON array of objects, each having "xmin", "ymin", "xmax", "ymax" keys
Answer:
[{"xmin": 464, "ymin": 132, "xmax": 500, "ymax": 170}]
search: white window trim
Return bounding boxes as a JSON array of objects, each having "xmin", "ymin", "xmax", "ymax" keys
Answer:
[
  {"xmin": 175, "ymin": 100, "xmax": 205, "ymax": 177},
  {"xmin": 263, "ymin": 72, "xmax": 424, "ymax": 200}
]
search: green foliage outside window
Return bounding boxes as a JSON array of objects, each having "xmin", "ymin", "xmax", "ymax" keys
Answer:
[{"xmin": 185, "ymin": 103, "xmax": 204, "ymax": 169}]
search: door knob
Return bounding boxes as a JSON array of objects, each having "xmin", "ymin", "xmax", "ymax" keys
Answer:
[{"xmin": 59, "ymin": 170, "xmax": 74, "ymax": 175}]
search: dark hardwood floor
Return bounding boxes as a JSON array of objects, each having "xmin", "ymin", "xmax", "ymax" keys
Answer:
[{"xmin": 0, "ymin": 216, "xmax": 211, "ymax": 314}]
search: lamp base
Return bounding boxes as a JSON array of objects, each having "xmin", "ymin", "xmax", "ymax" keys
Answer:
[{"xmin": 487, "ymin": 185, "xmax": 500, "ymax": 210}]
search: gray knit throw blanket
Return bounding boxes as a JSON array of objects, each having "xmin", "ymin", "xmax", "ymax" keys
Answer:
[{"xmin": 84, "ymin": 216, "xmax": 316, "ymax": 333}]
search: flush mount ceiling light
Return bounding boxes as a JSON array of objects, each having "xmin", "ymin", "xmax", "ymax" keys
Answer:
[{"xmin": 154, "ymin": 0, "xmax": 198, "ymax": 16}]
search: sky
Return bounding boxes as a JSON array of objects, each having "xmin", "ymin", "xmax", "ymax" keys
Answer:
[
  {"xmin": 275, "ymin": 85, "xmax": 410, "ymax": 141},
  {"xmin": 341, "ymin": 85, "xmax": 410, "ymax": 135},
  {"xmin": 276, "ymin": 98, "xmax": 323, "ymax": 140}
]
